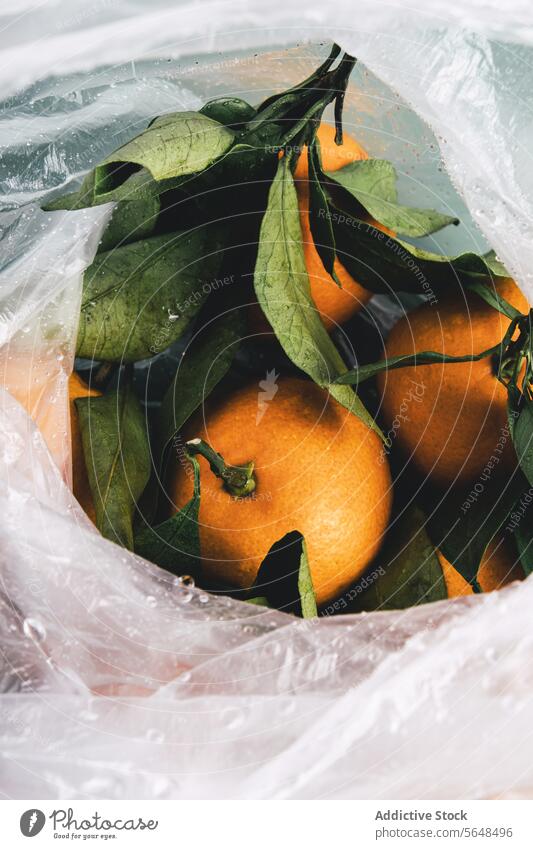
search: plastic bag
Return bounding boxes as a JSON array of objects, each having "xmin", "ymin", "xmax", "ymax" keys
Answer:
[{"xmin": 1, "ymin": 0, "xmax": 533, "ymax": 799}]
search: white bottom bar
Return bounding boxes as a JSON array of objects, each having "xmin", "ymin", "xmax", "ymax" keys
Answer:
[{"xmin": 3, "ymin": 800, "xmax": 533, "ymax": 848}]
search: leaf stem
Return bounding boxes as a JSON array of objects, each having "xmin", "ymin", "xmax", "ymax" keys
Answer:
[{"xmin": 185, "ymin": 438, "xmax": 256, "ymax": 497}]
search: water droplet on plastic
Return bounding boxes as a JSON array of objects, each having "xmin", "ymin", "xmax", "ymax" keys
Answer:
[
  {"xmin": 226, "ymin": 711, "xmax": 244, "ymax": 730},
  {"xmin": 175, "ymin": 575, "xmax": 195, "ymax": 588},
  {"xmin": 145, "ymin": 595, "xmax": 157, "ymax": 608},
  {"xmin": 23, "ymin": 617, "xmax": 46, "ymax": 643},
  {"xmin": 167, "ymin": 309, "xmax": 180, "ymax": 322},
  {"xmin": 198, "ymin": 593, "xmax": 209, "ymax": 604},
  {"xmin": 146, "ymin": 728, "xmax": 164, "ymax": 743},
  {"xmin": 79, "ymin": 708, "xmax": 99, "ymax": 722}
]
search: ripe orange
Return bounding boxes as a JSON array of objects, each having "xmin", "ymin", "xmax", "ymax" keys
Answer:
[
  {"xmin": 251, "ymin": 124, "xmax": 375, "ymax": 335},
  {"xmin": 439, "ymin": 537, "xmax": 523, "ymax": 597},
  {"xmin": 377, "ymin": 278, "xmax": 529, "ymax": 487},
  {"xmin": 168, "ymin": 377, "xmax": 392, "ymax": 606},
  {"xmin": 69, "ymin": 372, "xmax": 100, "ymax": 522},
  {"xmin": 293, "ymin": 122, "xmax": 369, "ymax": 181}
]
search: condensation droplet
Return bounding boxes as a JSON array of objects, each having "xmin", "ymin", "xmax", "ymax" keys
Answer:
[
  {"xmin": 23, "ymin": 617, "xmax": 46, "ymax": 643},
  {"xmin": 146, "ymin": 728, "xmax": 164, "ymax": 744},
  {"xmin": 145, "ymin": 595, "xmax": 157, "ymax": 608},
  {"xmin": 198, "ymin": 593, "xmax": 209, "ymax": 604},
  {"xmin": 175, "ymin": 574, "xmax": 195, "ymax": 588}
]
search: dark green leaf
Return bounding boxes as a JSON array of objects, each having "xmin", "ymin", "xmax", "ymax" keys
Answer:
[
  {"xmin": 43, "ymin": 170, "xmax": 96, "ymax": 211},
  {"xmin": 159, "ymin": 308, "xmax": 244, "ymax": 466},
  {"xmin": 332, "ymin": 208, "xmax": 508, "ymax": 296},
  {"xmin": 76, "ymin": 383, "xmax": 151, "ymax": 549},
  {"xmin": 98, "ymin": 197, "xmax": 160, "ymax": 253},
  {"xmin": 134, "ymin": 455, "xmax": 201, "ymax": 576},
  {"xmin": 252, "ymin": 530, "xmax": 317, "ymax": 617},
  {"xmin": 467, "ymin": 280, "xmax": 522, "ymax": 320},
  {"xmin": 327, "ymin": 159, "xmax": 458, "ymax": 237},
  {"xmin": 513, "ymin": 398, "xmax": 533, "ymax": 487},
  {"xmin": 94, "ymin": 111, "xmax": 235, "ymax": 196},
  {"xmin": 199, "ymin": 97, "xmax": 256, "ymax": 128},
  {"xmin": 428, "ymin": 469, "xmax": 528, "ymax": 588},
  {"xmin": 253, "ymin": 155, "xmax": 381, "ymax": 436},
  {"xmin": 349, "ymin": 505, "xmax": 446, "ymax": 612},
  {"xmin": 77, "ymin": 229, "xmax": 224, "ymax": 362},
  {"xmin": 307, "ymin": 136, "xmax": 339, "ymax": 284}
]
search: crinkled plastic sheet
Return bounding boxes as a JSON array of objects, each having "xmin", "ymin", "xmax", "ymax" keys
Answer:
[{"xmin": 1, "ymin": 0, "xmax": 533, "ymax": 800}]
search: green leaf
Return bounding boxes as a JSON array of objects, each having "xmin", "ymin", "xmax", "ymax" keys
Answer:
[
  {"xmin": 43, "ymin": 170, "xmax": 96, "ymax": 211},
  {"xmin": 134, "ymin": 455, "xmax": 201, "ymax": 576},
  {"xmin": 199, "ymin": 97, "xmax": 256, "ymax": 128},
  {"xmin": 77, "ymin": 229, "xmax": 224, "ymax": 362},
  {"xmin": 246, "ymin": 596, "xmax": 270, "ymax": 607},
  {"xmin": 307, "ymin": 136, "xmax": 340, "ymax": 284},
  {"xmin": 332, "ymin": 207, "xmax": 508, "ymax": 296},
  {"xmin": 253, "ymin": 155, "xmax": 380, "ymax": 436},
  {"xmin": 427, "ymin": 470, "xmax": 528, "ymax": 588},
  {"xmin": 159, "ymin": 308, "xmax": 244, "ymax": 467},
  {"xmin": 513, "ymin": 398, "xmax": 533, "ymax": 487},
  {"xmin": 326, "ymin": 159, "xmax": 458, "ymax": 237},
  {"xmin": 76, "ymin": 383, "xmax": 151, "ymax": 549},
  {"xmin": 349, "ymin": 504, "xmax": 446, "ymax": 611},
  {"xmin": 251, "ymin": 530, "xmax": 317, "ymax": 617},
  {"xmin": 467, "ymin": 280, "xmax": 522, "ymax": 320},
  {"xmin": 298, "ymin": 537, "xmax": 318, "ymax": 618},
  {"xmin": 98, "ymin": 197, "xmax": 160, "ymax": 253},
  {"xmin": 94, "ymin": 111, "xmax": 235, "ymax": 195}
]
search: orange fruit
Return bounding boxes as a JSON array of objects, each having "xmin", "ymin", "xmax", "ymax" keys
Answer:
[
  {"xmin": 439, "ymin": 537, "xmax": 523, "ymax": 597},
  {"xmin": 69, "ymin": 371, "xmax": 100, "ymax": 522},
  {"xmin": 293, "ymin": 122, "xmax": 369, "ymax": 181},
  {"xmin": 168, "ymin": 377, "xmax": 392, "ymax": 606},
  {"xmin": 377, "ymin": 278, "xmax": 529, "ymax": 487},
  {"xmin": 251, "ymin": 124, "xmax": 377, "ymax": 335}
]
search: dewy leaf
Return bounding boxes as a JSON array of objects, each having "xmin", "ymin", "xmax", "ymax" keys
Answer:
[
  {"xmin": 252, "ymin": 530, "xmax": 317, "ymax": 617},
  {"xmin": 350, "ymin": 504, "xmax": 446, "ymax": 612},
  {"xmin": 307, "ymin": 136, "xmax": 339, "ymax": 284},
  {"xmin": 134, "ymin": 455, "xmax": 201, "ymax": 576},
  {"xmin": 513, "ymin": 399, "xmax": 533, "ymax": 487},
  {"xmin": 94, "ymin": 111, "xmax": 235, "ymax": 195},
  {"xmin": 77, "ymin": 228, "xmax": 224, "ymax": 362},
  {"xmin": 76, "ymin": 384, "xmax": 151, "ymax": 549},
  {"xmin": 428, "ymin": 469, "xmax": 528, "ymax": 588},
  {"xmin": 327, "ymin": 159, "xmax": 458, "ymax": 237},
  {"xmin": 254, "ymin": 155, "xmax": 380, "ymax": 436},
  {"xmin": 199, "ymin": 97, "xmax": 256, "ymax": 128},
  {"xmin": 159, "ymin": 308, "xmax": 244, "ymax": 467},
  {"xmin": 331, "ymin": 206, "xmax": 507, "ymax": 296}
]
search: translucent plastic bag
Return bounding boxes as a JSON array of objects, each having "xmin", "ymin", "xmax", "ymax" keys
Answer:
[{"xmin": 1, "ymin": 0, "xmax": 533, "ymax": 800}]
